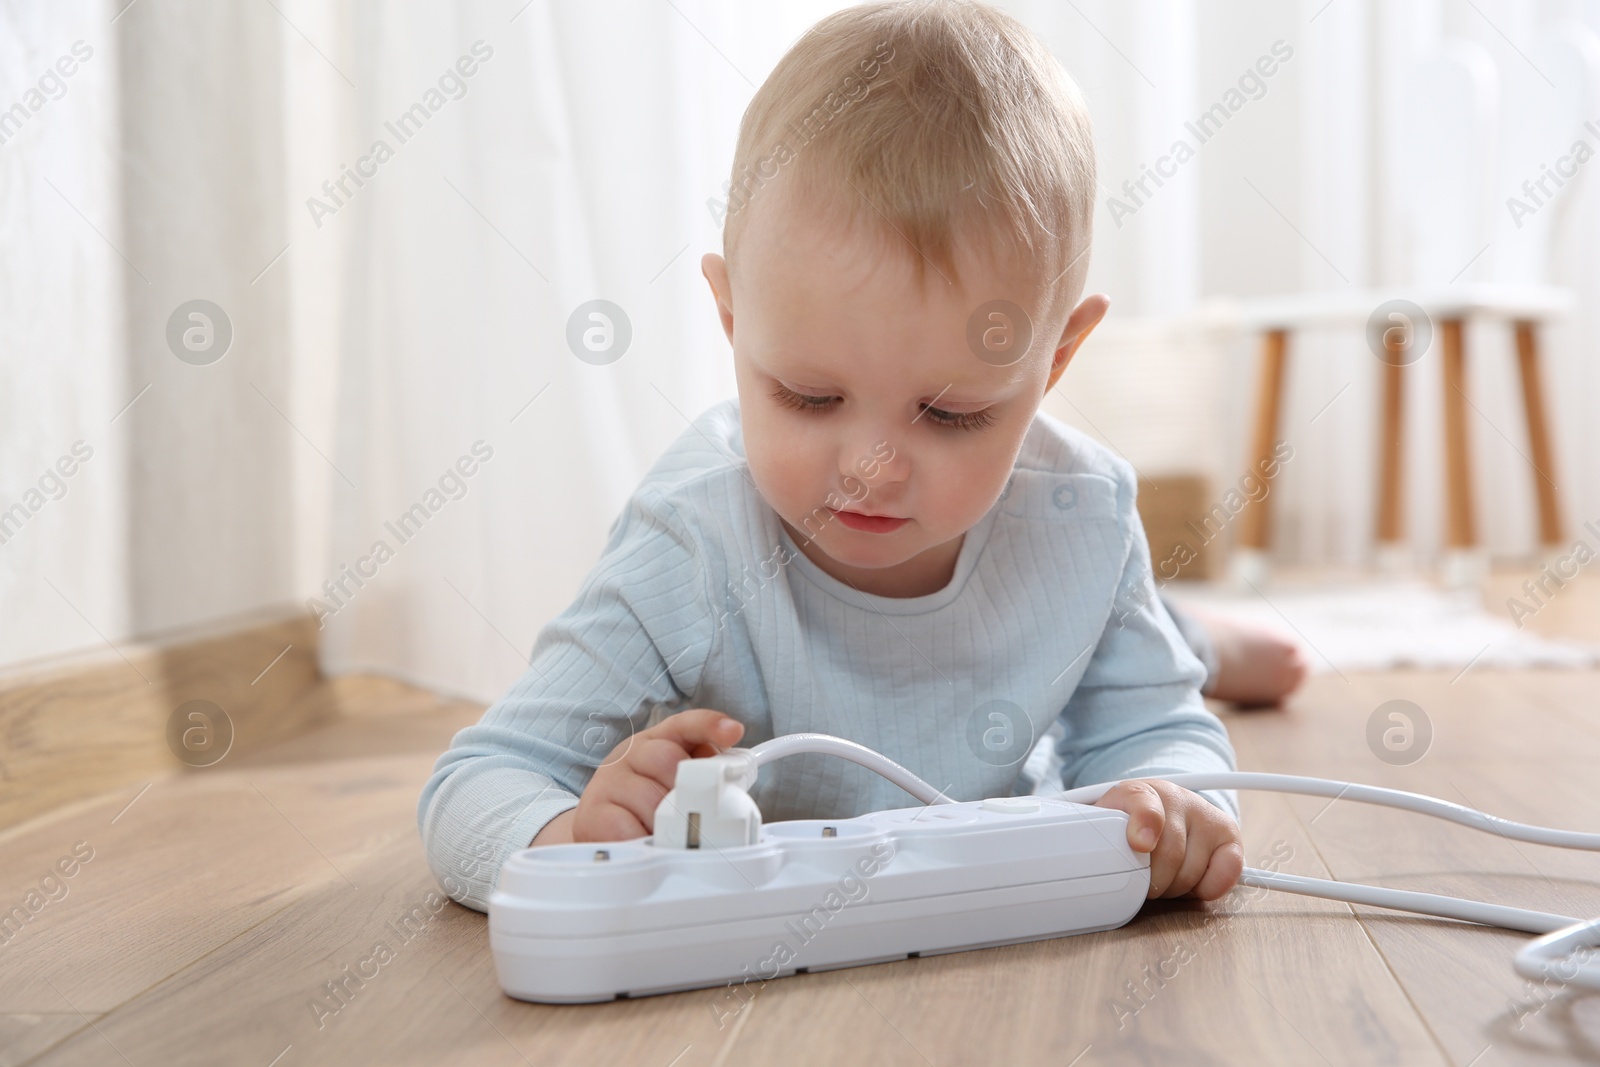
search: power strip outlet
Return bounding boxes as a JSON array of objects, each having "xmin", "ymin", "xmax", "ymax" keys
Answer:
[{"xmin": 489, "ymin": 794, "xmax": 1150, "ymax": 1003}]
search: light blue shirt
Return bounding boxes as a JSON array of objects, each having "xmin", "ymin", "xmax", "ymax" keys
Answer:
[{"xmin": 418, "ymin": 397, "xmax": 1237, "ymax": 911}]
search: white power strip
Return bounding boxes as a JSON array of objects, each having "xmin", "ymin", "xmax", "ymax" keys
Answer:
[
  {"xmin": 489, "ymin": 794, "xmax": 1148, "ymax": 1003},
  {"xmin": 486, "ymin": 736, "xmax": 1600, "ymax": 1005}
]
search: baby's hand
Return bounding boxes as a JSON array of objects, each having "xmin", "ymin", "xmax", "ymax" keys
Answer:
[
  {"xmin": 1093, "ymin": 780, "xmax": 1243, "ymax": 901},
  {"xmin": 566, "ymin": 708, "xmax": 745, "ymax": 844}
]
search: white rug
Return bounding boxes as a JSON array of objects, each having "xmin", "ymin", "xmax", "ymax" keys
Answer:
[{"xmin": 1163, "ymin": 580, "xmax": 1600, "ymax": 674}]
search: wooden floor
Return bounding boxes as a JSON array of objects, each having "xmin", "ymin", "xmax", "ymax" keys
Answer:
[{"xmin": 4, "ymin": 574, "xmax": 1600, "ymax": 1066}]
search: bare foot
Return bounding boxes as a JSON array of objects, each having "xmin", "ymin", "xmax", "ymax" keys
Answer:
[{"xmin": 1186, "ymin": 605, "xmax": 1310, "ymax": 708}]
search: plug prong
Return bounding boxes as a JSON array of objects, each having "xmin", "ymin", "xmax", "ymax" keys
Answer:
[{"xmin": 687, "ymin": 812, "xmax": 701, "ymax": 849}]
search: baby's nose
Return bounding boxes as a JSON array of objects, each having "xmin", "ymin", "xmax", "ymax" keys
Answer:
[{"xmin": 842, "ymin": 436, "xmax": 906, "ymax": 487}]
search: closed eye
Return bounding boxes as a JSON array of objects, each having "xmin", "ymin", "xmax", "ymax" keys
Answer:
[
  {"xmin": 770, "ymin": 383, "xmax": 996, "ymax": 431},
  {"xmin": 769, "ymin": 382, "xmax": 837, "ymax": 412},
  {"xmin": 919, "ymin": 404, "xmax": 996, "ymax": 431}
]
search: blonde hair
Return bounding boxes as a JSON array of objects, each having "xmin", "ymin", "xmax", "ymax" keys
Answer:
[{"xmin": 719, "ymin": 0, "xmax": 1096, "ymax": 302}]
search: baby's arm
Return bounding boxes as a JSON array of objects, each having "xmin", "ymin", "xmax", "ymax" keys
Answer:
[
  {"xmin": 1056, "ymin": 466, "xmax": 1243, "ymax": 900},
  {"xmin": 416, "ymin": 488, "xmax": 720, "ymax": 911}
]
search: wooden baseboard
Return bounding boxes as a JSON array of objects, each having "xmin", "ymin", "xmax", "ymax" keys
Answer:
[{"xmin": 0, "ymin": 613, "xmax": 329, "ymax": 831}]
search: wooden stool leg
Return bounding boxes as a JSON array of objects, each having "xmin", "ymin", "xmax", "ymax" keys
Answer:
[
  {"xmin": 1440, "ymin": 318, "xmax": 1476, "ymax": 550},
  {"xmin": 1513, "ymin": 320, "xmax": 1564, "ymax": 547},
  {"xmin": 1238, "ymin": 328, "xmax": 1288, "ymax": 554},
  {"xmin": 1375, "ymin": 356, "xmax": 1406, "ymax": 545}
]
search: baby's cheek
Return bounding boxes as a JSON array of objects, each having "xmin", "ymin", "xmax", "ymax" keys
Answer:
[
  {"xmin": 944, "ymin": 443, "xmax": 1013, "ymax": 512},
  {"xmin": 745, "ymin": 436, "xmax": 808, "ymax": 508}
]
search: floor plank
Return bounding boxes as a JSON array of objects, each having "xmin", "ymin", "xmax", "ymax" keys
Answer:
[{"xmin": 0, "ymin": 1016, "xmax": 101, "ymax": 1067}]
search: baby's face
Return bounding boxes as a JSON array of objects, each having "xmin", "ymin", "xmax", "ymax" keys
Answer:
[{"xmin": 703, "ymin": 191, "xmax": 1106, "ymax": 597}]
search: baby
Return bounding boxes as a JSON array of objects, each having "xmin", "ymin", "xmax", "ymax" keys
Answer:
[{"xmin": 419, "ymin": 0, "xmax": 1246, "ymax": 913}]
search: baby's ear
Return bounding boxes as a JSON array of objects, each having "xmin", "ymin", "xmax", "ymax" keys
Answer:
[
  {"xmin": 1045, "ymin": 293, "xmax": 1110, "ymax": 391},
  {"xmin": 701, "ymin": 253, "xmax": 735, "ymax": 344}
]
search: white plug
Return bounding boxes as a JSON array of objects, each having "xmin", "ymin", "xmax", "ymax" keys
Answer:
[{"xmin": 653, "ymin": 748, "xmax": 761, "ymax": 850}]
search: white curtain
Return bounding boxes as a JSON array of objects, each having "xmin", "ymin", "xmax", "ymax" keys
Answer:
[
  {"xmin": 0, "ymin": 2, "xmax": 128, "ymax": 668},
  {"xmin": 293, "ymin": 2, "xmax": 816, "ymax": 700},
  {"xmin": 2, "ymin": 0, "xmax": 295, "ymax": 671}
]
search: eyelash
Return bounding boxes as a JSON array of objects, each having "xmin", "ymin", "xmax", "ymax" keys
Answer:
[{"xmin": 769, "ymin": 384, "xmax": 997, "ymax": 431}]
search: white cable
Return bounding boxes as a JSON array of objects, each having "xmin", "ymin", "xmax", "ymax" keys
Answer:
[
  {"xmin": 748, "ymin": 733, "xmax": 958, "ymax": 805},
  {"xmin": 1516, "ymin": 919, "xmax": 1600, "ymax": 990},
  {"xmin": 1056, "ymin": 772, "xmax": 1600, "ymax": 851},
  {"xmin": 1237, "ymin": 867, "xmax": 1575, "ymax": 935},
  {"xmin": 745, "ymin": 734, "xmax": 1600, "ymax": 993}
]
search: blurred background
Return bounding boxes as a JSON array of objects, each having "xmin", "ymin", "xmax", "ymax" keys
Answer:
[{"xmin": 5, "ymin": 0, "xmax": 1600, "ymax": 706}]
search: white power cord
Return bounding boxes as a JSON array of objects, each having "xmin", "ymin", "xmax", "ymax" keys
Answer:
[
  {"xmin": 749, "ymin": 733, "xmax": 955, "ymax": 803},
  {"xmin": 742, "ymin": 733, "xmax": 1600, "ymax": 992}
]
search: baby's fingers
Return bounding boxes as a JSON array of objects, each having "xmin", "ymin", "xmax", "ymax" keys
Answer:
[
  {"xmin": 1094, "ymin": 781, "xmax": 1165, "ymax": 852},
  {"xmin": 1094, "ymin": 781, "xmax": 1192, "ymax": 897},
  {"xmin": 1162, "ymin": 797, "xmax": 1244, "ymax": 899},
  {"xmin": 1190, "ymin": 841, "xmax": 1245, "ymax": 901},
  {"xmin": 605, "ymin": 765, "xmax": 676, "ymax": 833},
  {"xmin": 573, "ymin": 801, "xmax": 649, "ymax": 844},
  {"xmin": 647, "ymin": 708, "xmax": 744, "ymax": 757}
]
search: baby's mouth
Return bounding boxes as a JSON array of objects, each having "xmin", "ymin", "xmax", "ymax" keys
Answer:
[{"xmin": 828, "ymin": 508, "xmax": 909, "ymax": 534}]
